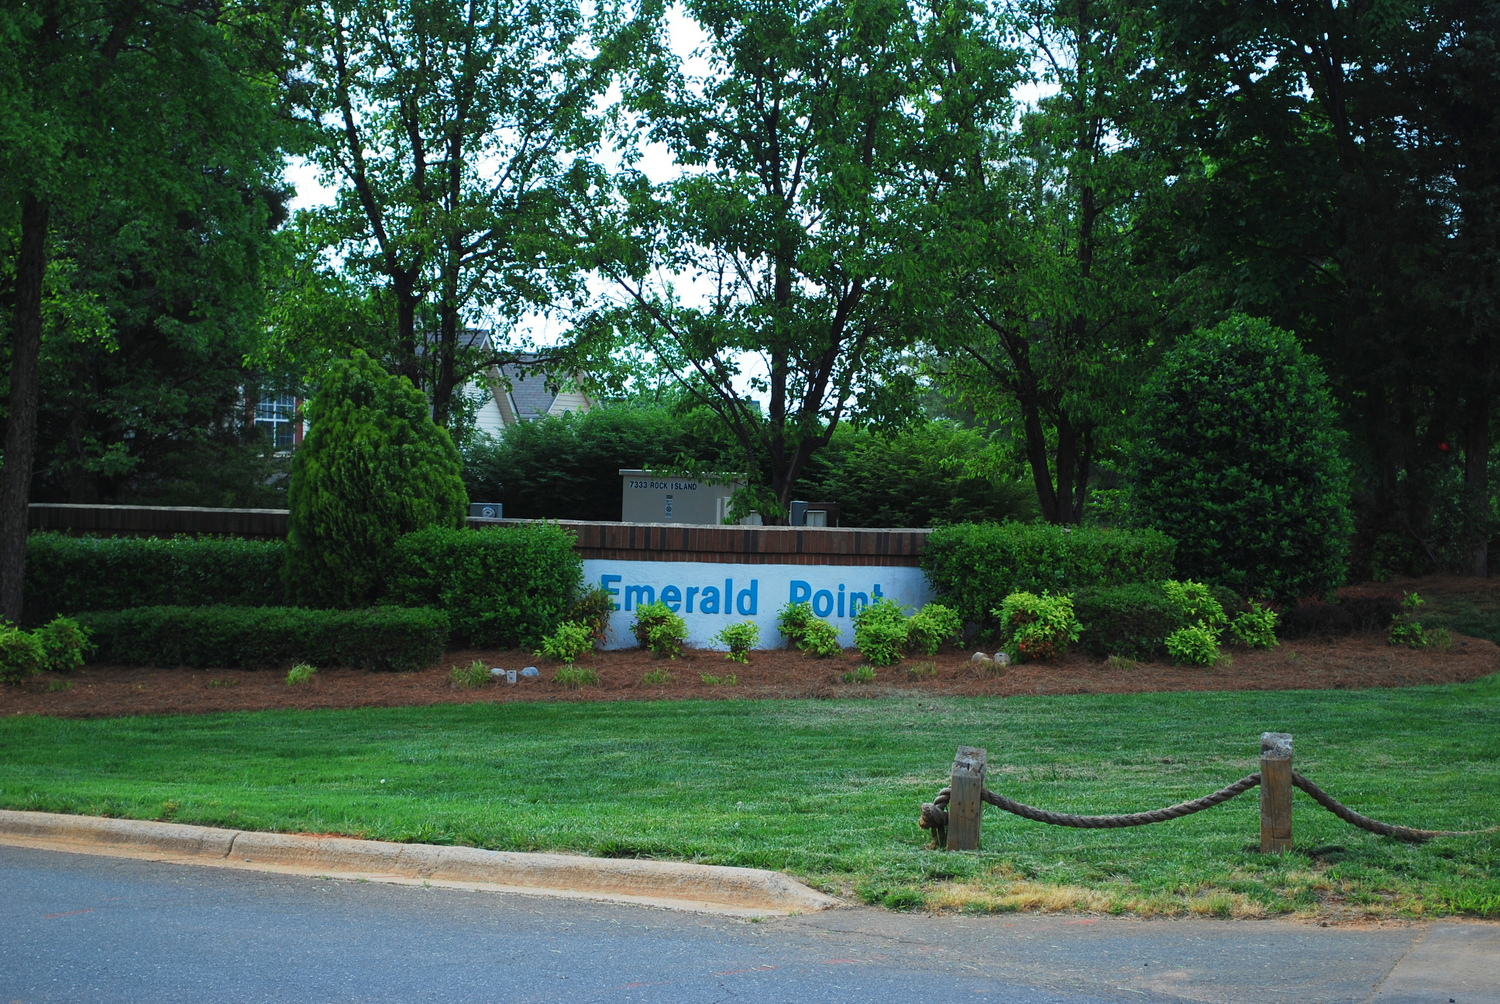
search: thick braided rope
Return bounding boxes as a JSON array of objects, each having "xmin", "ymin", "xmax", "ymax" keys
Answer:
[
  {"xmin": 926, "ymin": 774, "xmax": 1262, "ymax": 830},
  {"xmin": 1291, "ymin": 772, "xmax": 1500, "ymax": 843}
]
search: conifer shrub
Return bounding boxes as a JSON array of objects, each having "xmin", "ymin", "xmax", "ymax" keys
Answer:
[
  {"xmin": 1127, "ymin": 315, "xmax": 1353, "ymax": 601},
  {"xmin": 284, "ymin": 351, "xmax": 467, "ymax": 608}
]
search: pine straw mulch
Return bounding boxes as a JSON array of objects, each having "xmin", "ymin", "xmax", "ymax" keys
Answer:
[{"xmin": 4, "ymin": 630, "xmax": 1495, "ymax": 720}]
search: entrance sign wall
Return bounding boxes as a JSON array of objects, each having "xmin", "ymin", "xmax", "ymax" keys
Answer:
[{"xmin": 583, "ymin": 559, "xmax": 934, "ymax": 649}]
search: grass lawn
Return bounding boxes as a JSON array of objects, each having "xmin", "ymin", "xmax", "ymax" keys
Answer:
[{"xmin": 2, "ymin": 676, "xmax": 1497, "ymax": 920}]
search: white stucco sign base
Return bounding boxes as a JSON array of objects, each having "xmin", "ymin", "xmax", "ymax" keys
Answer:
[{"xmin": 583, "ymin": 559, "xmax": 935, "ymax": 650}]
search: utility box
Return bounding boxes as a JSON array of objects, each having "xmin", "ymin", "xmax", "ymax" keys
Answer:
[
  {"xmin": 620, "ymin": 470, "xmax": 740, "ymax": 524},
  {"xmin": 469, "ymin": 502, "xmax": 503, "ymax": 519},
  {"xmin": 788, "ymin": 501, "xmax": 842, "ymax": 527}
]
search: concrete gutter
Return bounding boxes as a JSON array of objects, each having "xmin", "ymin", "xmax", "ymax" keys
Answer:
[{"xmin": 0, "ymin": 809, "xmax": 839, "ymax": 918}]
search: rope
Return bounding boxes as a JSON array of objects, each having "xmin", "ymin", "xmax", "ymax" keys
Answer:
[
  {"xmin": 1291, "ymin": 772, "xmax": 1500, "ymax": 843},
  {"xmin": 917, "ymin": 770, "xmax": 1498, "ymax": 843},
  {"xmin": 980, "ymin": 774, "xmax": 1262, "ymax": 829}
]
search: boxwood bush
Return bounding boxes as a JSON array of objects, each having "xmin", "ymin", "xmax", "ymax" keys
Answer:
[
  {"xmin": 24, "ymin": 533, "xmax": 285, "ymax": 625},
  {"xmin": 1072, "ymin": 583, "xmax": 1188, "ymax": 660},
  {"xmin": 76, "ymin": 606, "xmax": 448, "ymax": 672},
  {"xmin": 922, "ymin": 522, "xmax": 1176, "ymax": 629},
  {"xmin": 384, "ymin": 523, "xmax": 581, "ymax": 648}
]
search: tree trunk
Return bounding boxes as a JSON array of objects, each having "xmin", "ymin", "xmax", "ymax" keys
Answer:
[
  {"xmin": 1464, "ymin": 397, "xmax": 1491, "ymax": 578},
  {"xmin": 0, "ymin": 194, "xmax": 50, "ymax": 623}
]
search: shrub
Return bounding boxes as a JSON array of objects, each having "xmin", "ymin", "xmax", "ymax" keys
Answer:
[
  {"xmin": 1166, "ymin": 624, "xmax": 1221, "ymax": 666},
  {"xmin": 906, "ymin": 603, "xmax": 962, "ymax": 656},
  {"xmin": 1072, "ymin": 583, "xmax": 1186, "ymax": 660},
  {"xmin": 640, "ymin": 667, "xmax": 674, "ymax": 686},
  {"xmin": 565, "ymin": 585, "xmax": 616, "ymax": 645},
  {"xmin": 1280, "ymin": 594, "xmax": 1402, "ymax": 639},
  {"xmin": 286, "ymin": 663, "xmax": 317, "ymax": 686},
  {"xmin": 995, "ymin": 591, "xmax": 1081, "ymax": 663},
  {"xmin": 922, "ymin": 522, "xmax": 1175, "ymax": 629},
  {"xmin": 537, "ymin": 621, "xmax": 593, "ymax": 663},
  {"xmin": 1161, "ymin": 580, "xmax": 1227, "ymax": 632},
  {"xmin": 842, "ymin": 665, "xmax": 876, "ymax": 684},
  {"xmin": 24, "ymin": 533, "xmax": 285, "ymax": 625},
  {"xmin": 385, "ymin": 524, "xmax": 581, "ymax": 648},
  {"xmin": 553, "ymin": 665, "xmax": 600, "ymax": 689},
  {"xmin": 799, "ymin": 619, "xmax": 843, "ymax": 658},
  {"xmin": 0, "ymin": 625, "xmax": 45, "ymax": 684},
  {"xmin": 713, "ymin": 621, "xmax": 760, "ymax": 662},
  {"xmin": 75, "ymin": 606, "xmax": 449, "ymax": 672},
  {"xmin": 699, "ymin": 672, "xmax": 737, "ymax": 685},
  {"xmin": 1228, "ymin": 603, "xmax": 1278, "ymax": 649},
  {"xmin": 1127, "ymin": 315, "xmax": 1353, "ymax": 601},
  {"xmin": 906, "ymin": 661, "xmax": 938, "ymax": 680},
  {"xmin": 1388, "ymin": 592, "xmax": 1449, "ymax": 649},
  {"xmin": 32, "ymin": 617, "xmax": 93, "ymax": 673},
  {"xmin": 776, "ymin": 601, "xmax": 817, "ymax": 646},
  {"xmin": 853, "ymin": 597, "xmax": 908, "ymax": 666},
  {"xmin": 631, "ymin": 601, "xmax": 687, "ymax": 658},
  {"xmin": 285, "ymin": 351, "xmax": 468, "ymax": 608}
]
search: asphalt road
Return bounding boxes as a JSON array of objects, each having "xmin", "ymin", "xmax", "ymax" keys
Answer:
[{"xmin": 2, "ymin": 844, "xmax": 1496, "ymax": 1003}]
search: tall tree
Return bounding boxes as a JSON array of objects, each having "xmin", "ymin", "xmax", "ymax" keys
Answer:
[
  {"xmin": 0, "ymin": 0, "xmax": 285, "ymax": 622},
  {"xmin": 931, "ymin": 0, "xmax": 1171, "ymax": 524},
  {"xmin": 285, "ymin": 0, "xmax": 647, "ymax": 426},
  {"xmin": 1153, "ymin": 0, "xmax": 1500, "ymax": 575},
  {"xmin": 592, "ymin": 0, "xmax": 1022, "ymax": 519}
]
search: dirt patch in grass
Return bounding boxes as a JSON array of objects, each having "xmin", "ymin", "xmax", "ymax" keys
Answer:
[{"xmin": 4, "ymin": 628, "xmax": 1495, "ymax": 719}]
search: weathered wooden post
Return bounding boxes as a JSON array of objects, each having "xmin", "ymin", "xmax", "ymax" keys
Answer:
[
  {"xmin": 946, "ymin": 746, "xmax": 987, "ymax": 851},
  {"xmin": 1260, "ymin": 732, "xmax": 1293, "ymax": 854}
]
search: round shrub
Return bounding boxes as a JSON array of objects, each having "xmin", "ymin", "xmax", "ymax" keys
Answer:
[
  {"xmin": 284, "ymin": 351, "xmax": 468, "ymax": 607},
  {"xmin": 1127, "ymin": 315, "xmax": 1353, "ymax": 601}
]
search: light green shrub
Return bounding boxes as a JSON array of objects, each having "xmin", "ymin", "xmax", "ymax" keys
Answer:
[
  {"xmin": 0, "ymin": 625, "xmax": 45, "ymax": 685},
  {"xmin": 631, "ymin": 601, "xmax": 687, "ymax": 658},
  {"xmin": 1229, "ymin": 602, "xmax": 1278, "ymax": 649},
  {"xmin": 799, "ymin": 619, "xmax": 843, "ymax": 658},
  {"xmin": 285, "ymin": 663, "xmax": 317, "ymax": 686},
  {"xmin": 712, "ymin": 621, "xmax": 760, "ymax": 663},
  {"xmin": 1165, "ymin": 624, "xmax": 1221, "ymax": 666},
  {"xmin": 995, "ymin": 591, "xmax": 1081, "ymax": 663},
  {"xmin": 842, "ymin": 665, "xmax": 876, "ymax": 684},
  {"xmin": 853, "ymin": 597, "xmax": 908, "ymax": 666},
  {"xmin": 906, "ymin": 603, "xmax": 962, "ymax": 656},
  {"xmin": 538, "ymin": 621, "xmax": 593, "ymax": 663},
  {"xmin": 32, "ymin": 616, "xmax": 93, "ymax": 673}
]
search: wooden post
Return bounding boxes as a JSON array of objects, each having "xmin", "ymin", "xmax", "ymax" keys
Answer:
[
  {"xmin": 1260, "ymin": 732, "xmax": 1293, "ymax": 854},
  {"xmin": 946, "ymin": 746, "xmax": 986, "ymax": 851}
]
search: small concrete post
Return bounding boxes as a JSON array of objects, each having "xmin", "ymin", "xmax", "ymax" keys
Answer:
[
  {"xmin": 946, "ymin": 746, "xmax": 987, "ymax": 851},
  {"xmin": 1260, "ymin": 732, "xmax": 1294, "ymax": 854}
]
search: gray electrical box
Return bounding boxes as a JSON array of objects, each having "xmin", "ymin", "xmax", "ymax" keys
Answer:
[
  {"xmin": 788, "ymin": 500, "xmax": 841, "ymax": 527},
  {"xmin": 620, "ymin": 470, "xmax": 740, "ymax": 524},
  {"xmin": 469, "ymin": 502, "xmax": 503, "ymax": 519}
]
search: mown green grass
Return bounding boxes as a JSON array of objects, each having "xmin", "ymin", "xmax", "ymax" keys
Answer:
[{"xmin": 2, "ymin": 676, "xmax": 1497, "ymax": 919}]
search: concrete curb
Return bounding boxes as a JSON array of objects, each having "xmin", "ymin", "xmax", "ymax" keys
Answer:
[{"xmin": 0, "ymin": 809, "xmax": 839, "ymax": 918}]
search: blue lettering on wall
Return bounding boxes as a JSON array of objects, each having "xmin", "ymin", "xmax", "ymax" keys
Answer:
[{"xmin": 595, "ymin": 573, "xmax": 885, "ymax": 621}]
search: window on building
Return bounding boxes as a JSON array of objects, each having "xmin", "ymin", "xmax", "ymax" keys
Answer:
[{"xmin": 255, "ymin": 393, "xmax": 298, "ymax": 450}]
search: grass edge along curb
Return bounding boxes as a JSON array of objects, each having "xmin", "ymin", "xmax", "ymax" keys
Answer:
[
  {"xmin": 75, "ymin": 605, "xmax": 449, "ymax": 672},
  {"xmin": 0, "ymin": 809, "xmax": 837, "ymax": 917}
]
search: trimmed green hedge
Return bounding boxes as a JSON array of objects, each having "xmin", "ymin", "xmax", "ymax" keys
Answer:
[
  {"xmin": 76, "ymin": 606, "xmax": 448, "ymax": 672},
  {"xmin": 921, "ymin": 522, "xmax": 1176, "ymax": 629},
  {"xmin": 384, "ymin": 523, "xmax": 582, "ymax": 648},
  {"xmin": 1072, "ymin": 583, "xmax": 1187, "ymax": 660},
  {"xmin": 24, "ymin": 534, "xmax": 285, "ymax": 626}
]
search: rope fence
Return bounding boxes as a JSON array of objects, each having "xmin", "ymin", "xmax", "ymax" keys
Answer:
[{"xmin": 917, "ymin": 733, "xmax": 1498, "ymax": 853}]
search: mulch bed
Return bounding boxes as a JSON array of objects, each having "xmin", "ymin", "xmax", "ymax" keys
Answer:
[{"xmin": 4, "ymin": 632, "xmax": 1495, "ymax": 719}]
